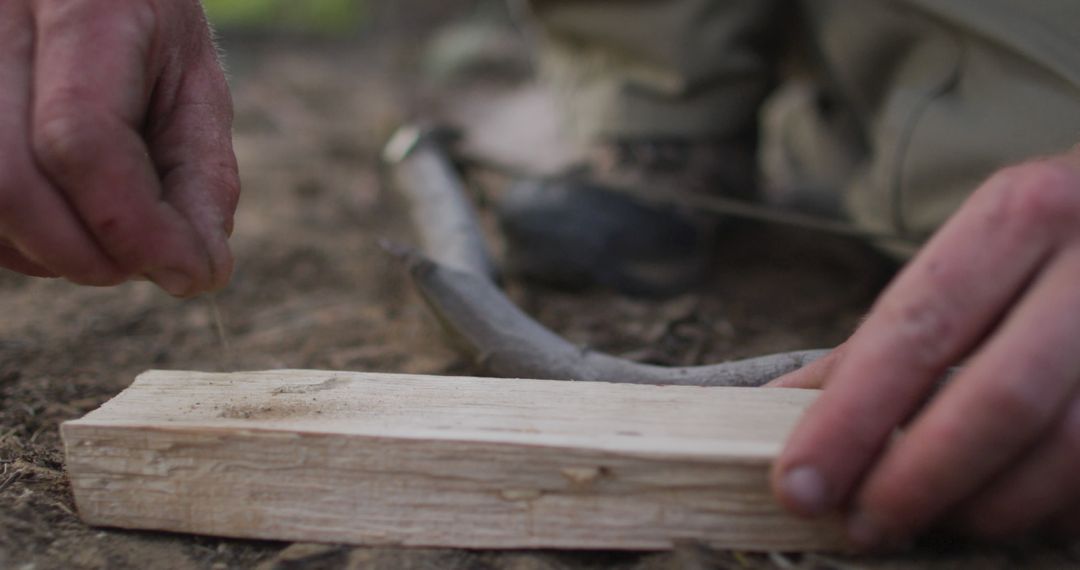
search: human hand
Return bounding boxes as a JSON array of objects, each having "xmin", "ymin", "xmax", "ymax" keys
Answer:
[
  {"xmin": 769, "ymin": 148, "xmax": 1080, "ymax": 548},
  {"xmin": 0, "ymin": 0, "xmax": 239, "ymax": 296}
]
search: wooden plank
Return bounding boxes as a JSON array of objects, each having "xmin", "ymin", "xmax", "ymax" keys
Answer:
[{"xmin": 61, "ymin": 370, "xmax": 846, "ymax": 551}]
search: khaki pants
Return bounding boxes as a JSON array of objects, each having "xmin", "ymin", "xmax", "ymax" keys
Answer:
[{"xmin": 527, "ymin": 0, "xmax": 1080, "ymax": 252}]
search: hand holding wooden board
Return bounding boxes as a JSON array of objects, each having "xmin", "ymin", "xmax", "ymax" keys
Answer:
[{"xmin": 61, "ymin": 370, "xmax": 846, "ymax": 551}]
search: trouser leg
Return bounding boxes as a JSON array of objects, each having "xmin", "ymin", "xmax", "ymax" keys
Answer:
[
  {"xmin": 526, "ymin": 0, "xmax": 1080, "ymax": 259},
  {"xmin": 775, "ymin": 0, "xmax": 1080, "ymax": 255},
  {"xmin": 526, "ymin": 0, "xmax": 790, "ymax": 142}
]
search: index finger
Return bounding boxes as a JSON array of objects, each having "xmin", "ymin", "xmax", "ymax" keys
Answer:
[
  {"xmin": 772, "ymin": 162, "xmax": 1071, "ymax": 520},
  {"xmin": 31, "ymin": 0, "xmax": 214, "ymax": 296}
]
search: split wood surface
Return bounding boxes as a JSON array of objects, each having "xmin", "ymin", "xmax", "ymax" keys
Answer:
[{"xmin": 63, "ymin": 370, "xmax": 846, "ymax": 551}]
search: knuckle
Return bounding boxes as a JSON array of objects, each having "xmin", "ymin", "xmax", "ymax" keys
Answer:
[
  {"xmin": 35, "ymin": 0, "xmax": 156, "ymax": 37},
  {"xmin": 923, "ymin": 413, "xmax": 969, "ymax": 452},
  {"xmin": 32, "ymin": 107, "xmax": 103, "ymax": 173},
  {"xmin": 129, "ymin": 1, "xmax": 158, "ymax": 35},
  {"xmin": 980, "ymin": 379, "xmax": 1055, "ymax": 429},
  {"xmin": 884, "ymin": 297, "xmax": 956, "ymax": 367},
  {"xmin": 984, "ymin": 162, "xmax": 1080, "ymax": 238}
]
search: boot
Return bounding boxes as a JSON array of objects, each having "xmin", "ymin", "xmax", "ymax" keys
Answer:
[{"xmin": 498, "ymin": 139, "xmax": 756, "ymax": 297}]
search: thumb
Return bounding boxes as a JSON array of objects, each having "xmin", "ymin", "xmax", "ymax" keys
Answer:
[{"xmin": 146, "ymin": 7, "xmax": 240, "ymax": 292}]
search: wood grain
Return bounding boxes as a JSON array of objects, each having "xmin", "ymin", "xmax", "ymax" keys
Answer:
[{"xmin": 61, "ymin": 370, "xmax": 846, "ymax": 551}]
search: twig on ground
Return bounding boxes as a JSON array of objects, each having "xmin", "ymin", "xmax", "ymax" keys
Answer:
[
  {"xmin": 383, "ymin": 125, "xmax": 498, "ymax": 279},
  {"xmin": 49, "ymin": 498, "xmax": 75, "ymax": 517},
  {"xmin": 0, "ymin": 470, "xmax": 24, "ymax": 493},
  {"xmin": 29, "ymin": 426, "xmax": 47, "ymax": 444},
  {"xmin": 384, "ymin": 124, "xmax": 829, "ymax": 387},
  {"xmin": 396, "ymin": 249, "xmax": 826, "ymax": 386}
]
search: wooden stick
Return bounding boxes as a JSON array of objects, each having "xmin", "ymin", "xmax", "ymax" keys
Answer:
[
  {"xmin": 383, "ymin": 126, "xmax": 498, "ymax": 279},
  {"xmin": 403, "ymin": 249, "xmax": 829, "ymax": 386},
  {"xmin": 63, "ymin": 370, "xmax": 846, "ymax": 551},
  {"xmin": 381, "ymin": 126, "xmax": 829, "ymax": 386}
]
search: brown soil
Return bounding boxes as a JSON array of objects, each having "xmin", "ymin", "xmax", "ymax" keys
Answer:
[{"xmin": 2, "ymin": 29, "xmax": 1079, "ymax": 570}]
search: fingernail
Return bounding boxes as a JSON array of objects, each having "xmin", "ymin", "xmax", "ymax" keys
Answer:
[
  {"xmin": 147, "ymin": 268, "xmax": 193, "ymax": 297},
  {"xmin": 781, "ymin": 466, "xmax": 830, "ymax": 515},
  {"xmin": 847, "ymin": 510, "xmax": 884, "ymax": 550}
]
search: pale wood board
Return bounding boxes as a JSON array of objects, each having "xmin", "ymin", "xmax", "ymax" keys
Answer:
[{"xmin": 61, "ymin": 370, "xmax": 846, "ymax": 551}]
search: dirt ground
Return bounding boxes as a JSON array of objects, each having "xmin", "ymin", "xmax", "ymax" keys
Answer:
[{"xmin": 3, "ymin": 16, "xmax": 1080, "ymax": 570}]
